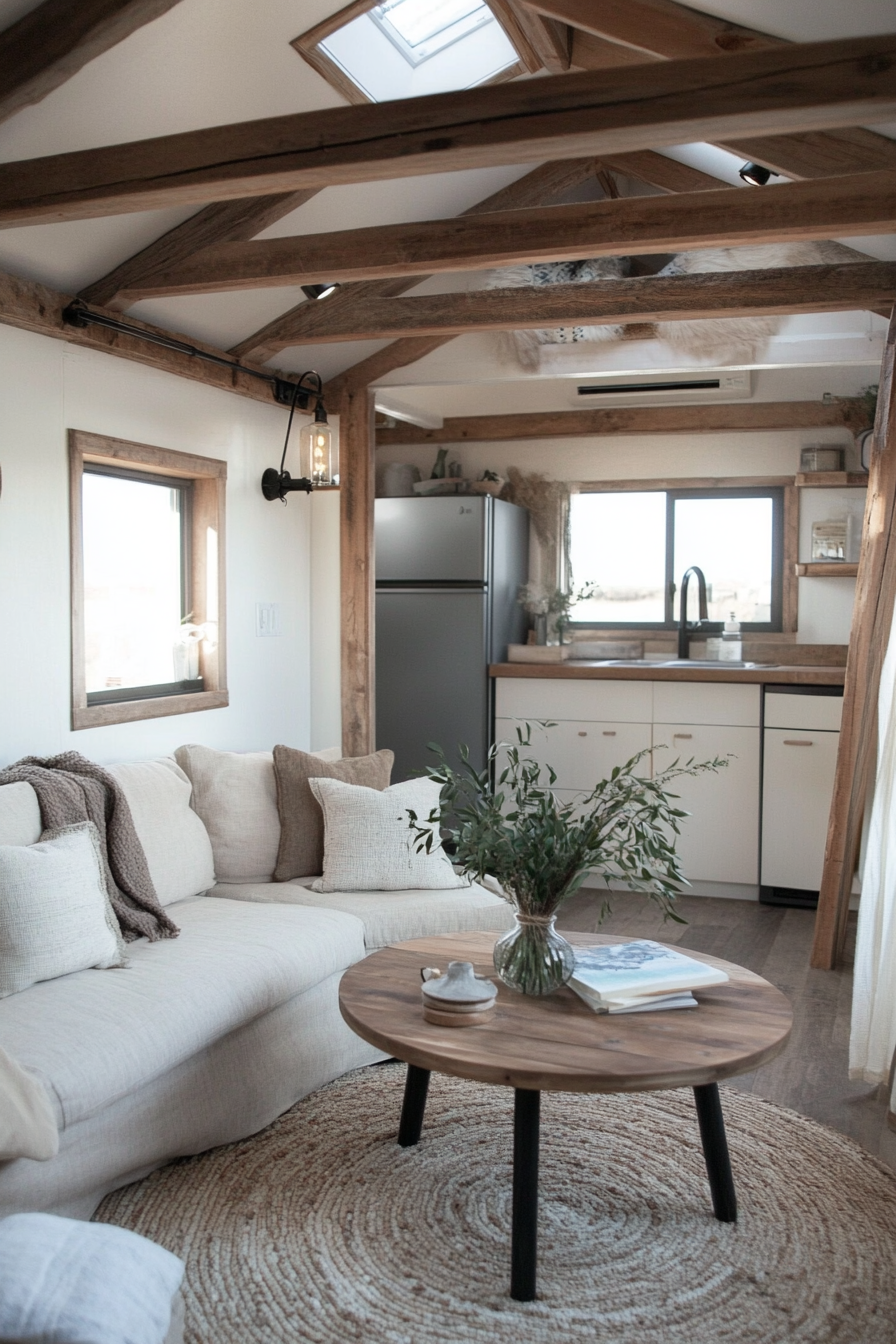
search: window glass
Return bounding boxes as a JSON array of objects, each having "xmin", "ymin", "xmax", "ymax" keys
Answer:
[
  {"xmin": 568, "ymin": 492, "xmax": 667, "ymax": 624},
  {"xmin": 371, "ymin": 0, "xmax": 492, "ymax": 64},
  {"xmin": 673, "ymin": 496, "xmax": 774, "ymax": 625},
  {"xmin": 82, "ymin": 471, "xmax": 189, "ymax": 695}
]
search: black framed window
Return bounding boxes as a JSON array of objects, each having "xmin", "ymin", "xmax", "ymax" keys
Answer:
[
  {"xmin": 568, "ymin": 486, "xmax": 784, "ymax": 632},
  {"xmin": 82, "ymin": 463, "xmax": 202, "ymax": 706}
]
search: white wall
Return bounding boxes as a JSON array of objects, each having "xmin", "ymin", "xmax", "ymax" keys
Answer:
[
  {"xmin": 376, "ymin": 422, "xmax": 859, "ymax": 644},
  {"xmin": 0, "ymin": 326, "xmax": 316, "ymax": 765}
]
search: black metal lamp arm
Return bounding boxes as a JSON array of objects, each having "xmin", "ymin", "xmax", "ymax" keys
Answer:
[{"xmin": 261, "ymin": 370, "xmax": 325, "ymax": 503}]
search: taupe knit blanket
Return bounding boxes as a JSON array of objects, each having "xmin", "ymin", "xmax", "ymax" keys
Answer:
[{"xmin": 0, "ymin": 752, "xmax": 178, "ymax": 942}]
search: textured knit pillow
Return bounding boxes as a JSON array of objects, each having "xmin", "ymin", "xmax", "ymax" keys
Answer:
[
  {"xmin": 273, "ymin": 746, "xmax": 394, "ymax": 881},
  {"xmin": 308, "ymin": 776, "xmax": 468, "ymax": 892},
  {"xmin": 0, "ymin": 822, "xmax": 126, "ymax": 998},
  {"xmin": 0, "ymin": 1045, "xmax": 58, "ymax": 1161},
  {"xmin": 0, "ymin": 1213, "xmax": 185, "ymax": 1344}
]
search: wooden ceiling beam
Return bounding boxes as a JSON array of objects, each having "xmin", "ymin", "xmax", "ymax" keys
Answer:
[
  {"xmin": 79, "ymin": 188, "xmax": 321, "ymax": 310},
  {"xmin": 0, "ymin": 0, "xmax": 185, "ymax": 126},
  {"xmin": 0, "ymin": 266, "xmax": 291, "ymax": 407},
  {"xmin": 254, "ymin": 263, "xmax": 896, "ymax": 344},
  {"xmin": 492, "ymin": 0, "xmax": 571, "ymax": 72},
  {"xmin": 230, "ymin": 157, "xmax": 601, "ymax": 363},
  {"xmin": 521, "ymin": 0, "xmax": 777, "ymax": 59},
  {"xmin": 375, "ymin": 400, "xmax": 867, "ymax": 446},
  {"xmin": 0, "ymin": 34, "xmax": 894, "ymax": 227},
  {"xmin": 119, "ymin": 171, "xmax": 896, "ymax": 299},
  {"xmin": 595, "ymin": 150, "xmax": 729, "ymax": 193},
  {"xmin": 551, "ymin": 0, "xmax": 896, "ymax": 179}
]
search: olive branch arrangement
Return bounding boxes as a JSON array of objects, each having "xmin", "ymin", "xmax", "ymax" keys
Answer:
[{"xmin": 409, "ymin": 724, "xmax": 728, "ymax": 926}]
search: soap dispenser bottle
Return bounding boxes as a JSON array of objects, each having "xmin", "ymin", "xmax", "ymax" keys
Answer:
[{"xmin": 721, "ymin": 611, "xmax": 742, "ymax": 662}]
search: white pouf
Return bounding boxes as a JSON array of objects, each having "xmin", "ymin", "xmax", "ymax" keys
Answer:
[{"xmin": 0, "ymin": 1214, "xmax": 184, "ymax": 1344}]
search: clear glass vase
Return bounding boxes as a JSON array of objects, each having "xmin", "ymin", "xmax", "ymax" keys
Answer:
[{"xmin": 493, "ymin": 913, "xmax": 575, "ymax": 996}]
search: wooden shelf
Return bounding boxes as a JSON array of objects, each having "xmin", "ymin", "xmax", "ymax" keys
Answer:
[
  {"xmin": 795, "ymin": 472, "xmax": 868, "ymax": 488},
  {"xmin": 795, "ymin": 562, "xmax": 859, "ymax": 577}
]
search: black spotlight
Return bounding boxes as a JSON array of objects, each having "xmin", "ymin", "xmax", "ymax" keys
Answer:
[
  {"xmin": 738, "ymin": 162, "xmax": 779, "ymax": 186},
  {"xmin": 301, "ymin": 283, "xmax": 341, "ymax": 301}
]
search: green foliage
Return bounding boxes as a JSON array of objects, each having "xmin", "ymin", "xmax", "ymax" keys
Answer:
[{"xmin": 409, "ymin": 725, "xmax": 728, "ymax": 926}]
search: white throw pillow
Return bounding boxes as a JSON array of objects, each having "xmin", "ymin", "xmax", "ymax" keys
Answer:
[
  {"xmin": 0, "ymin": 823, "xmax": 126, "ymax": 999},
  {"xmin": 110, "ymin": 759, "xmax": 215, "ymax": 905},
  {"xmin": 0, "ymin": 1045, "xmax": 58, "ymax": 1162},
  {"xmin": 0, "ymin": 782, "xmax": 41, "ymax": 847},
  {"xmin": 0, "ymin": 1213, "xmax": 184, "ymax": 1344},
  {"xmin": 309, "ymin": 776, "xmax": 468, "ymax": 892},
  {"xmin": 174, "ymin": 744, "xmax": 341, "ymax": 884}
]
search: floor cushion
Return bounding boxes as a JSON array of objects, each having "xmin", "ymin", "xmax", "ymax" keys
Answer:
[
  {"xmin": 0, "ymin": 898, "xmax": 366, "ymax": 1131},
  {"xmin": 213, "ymin": 881, "xmax": 515, "ymax": 951}
]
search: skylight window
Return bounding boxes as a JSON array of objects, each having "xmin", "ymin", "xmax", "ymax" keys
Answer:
[
  {"xmin": 370, "ymin": 0, "xmax": 493, "ymax": 67},
  {"xmin": 301, "ymin": 0, "xmax": 521, "ymax": 104}
]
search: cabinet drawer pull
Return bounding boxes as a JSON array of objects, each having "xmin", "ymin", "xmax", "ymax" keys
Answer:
[
  {"xmin": 673, "ymin": 733, "xmax": 693, "ymax": 740},
  {"xmin": 602, "ymin": 731, "xmax": 616, "ymax": 736},
  {"xmin": 783, "ymin": 739, "xmax": 813, "ymax": 746},
  {"xmin": 577, "ymin": 731, "xmax": 587, "ymax": 737}
]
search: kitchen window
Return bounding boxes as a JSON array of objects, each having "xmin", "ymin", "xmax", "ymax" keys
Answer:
[
  {"xmin": 69, "ymin": 431, "xmax": 228, "ymax": 729},
  {"xmin": 568, "ymin": 486, "xmax": 784, "ymax": 631}
]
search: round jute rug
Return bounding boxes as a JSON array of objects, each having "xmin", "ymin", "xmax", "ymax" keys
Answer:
[{"xmin": 96, "ymin": 1064, "xmax": 896, "ymax": 1344}]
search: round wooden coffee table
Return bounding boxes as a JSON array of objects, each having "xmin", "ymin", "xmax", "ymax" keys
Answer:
[{"xmin": 339, "ymin": 930, "xmax": 792, "ymax": 1302}]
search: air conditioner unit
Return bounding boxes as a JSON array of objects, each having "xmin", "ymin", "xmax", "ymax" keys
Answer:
[{"xmin": 574, "ymin": 370, "xmax": 752, "ymax": 405}]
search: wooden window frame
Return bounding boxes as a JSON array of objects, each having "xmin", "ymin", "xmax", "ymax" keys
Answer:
[
  {"xmin": 292, "ymin": 0, "xmax": 531, "ymax": 108},
  {"xmin": 569, "ymin": 475, "xmax": 798, "ymax": 635},
  {"xmin": 69, "ymin": 430, "xmax": 228, "ymax": 730}
]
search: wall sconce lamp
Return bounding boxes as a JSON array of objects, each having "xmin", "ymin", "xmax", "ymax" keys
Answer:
[
  {"xmin": 738, "ymin": 161, "xmax": 780, "ymax": 186},
  {"xmin": 261, "ymin": 370, "xmax": 339, "ymax": 502}
]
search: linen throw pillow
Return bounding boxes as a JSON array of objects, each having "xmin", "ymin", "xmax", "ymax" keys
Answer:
[
  {"xmin": 0, "ymin": 822, "xmax": 126, "ymax": 999},
  {"xmin": 273, "ymin": 746, "xmax": 394, "ymax": 881},
  {"xmin": 308, "ymin": 776, "xmax": 468, "ymax": 892},
  {"xmin": 0, "ymin": 1045, "xmax": 58, "ymax": 1161}
]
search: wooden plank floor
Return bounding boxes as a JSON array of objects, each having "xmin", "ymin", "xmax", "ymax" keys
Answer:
[{"xmin": 560, "ymin": 889, "xmax": 896, "ymax": 1172}]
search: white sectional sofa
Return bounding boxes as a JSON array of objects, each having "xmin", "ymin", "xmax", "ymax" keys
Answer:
[{"xmin": 0, "ymin": 750, "xmax": 513, "ymax": 1219}]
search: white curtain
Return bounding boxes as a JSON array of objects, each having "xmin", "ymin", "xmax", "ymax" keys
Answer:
[{"xmin": 849, "ymin": 593, "xmax": 896, "ymax": 1119}]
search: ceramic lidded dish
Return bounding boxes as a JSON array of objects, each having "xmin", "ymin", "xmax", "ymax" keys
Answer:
[{"xmin": 421, "ymin": 961, "xmax": 497, "ymax": 1027}]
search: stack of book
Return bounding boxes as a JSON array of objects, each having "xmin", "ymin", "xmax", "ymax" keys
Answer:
[{"xmin": 569, "ymin": 940, "xmax": 729, "ymax": 1014}]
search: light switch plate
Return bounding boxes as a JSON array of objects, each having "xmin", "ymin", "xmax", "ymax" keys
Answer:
[{"xmin": 256, "ymin": 602, "xmax": 282, "ymax": 637}]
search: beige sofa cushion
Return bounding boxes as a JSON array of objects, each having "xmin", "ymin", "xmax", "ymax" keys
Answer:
[
  {"xmin": 0, "ymin": 897, "xmax": 366, "ymax": 1130},
  {"xmin": 109, "ymin": 759, "xmax": 215, "ymax": 906},
  {"xmin": 0, "ymin": 783, "xmax": 42, "ymax": 847},
  {"xmin": 0, "ymin": 1045, "xmax": 58, "ymax": 1161},
  {"xmin": 0, "ymin": 823, "xmax": 126, "ymax": 999},
  {"xmin": 273, "ymin": 746, "xmax": 393, "ymax": 882},
  {"xmin": 215, "ymin": 880, "xmax": 515, "ymax": 952},
  {"xmin": 175, "ymin": 745, "xmax": 341, "ymax": 884}
]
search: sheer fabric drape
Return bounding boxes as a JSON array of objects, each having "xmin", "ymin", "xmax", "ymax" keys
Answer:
[{"xmin": 849, "ymin": 594, "xmax": 896, "ymax": 1123}]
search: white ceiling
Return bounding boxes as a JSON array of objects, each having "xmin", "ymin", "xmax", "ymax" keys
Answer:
[{"xmin": 0, "ymin": 0, "xmax": 893, "ymax": 412}]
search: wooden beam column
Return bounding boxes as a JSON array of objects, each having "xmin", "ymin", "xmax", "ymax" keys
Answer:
[
  {"xmin": 813, "ymin": 309, "xmax": 896, "ymax": 968},
  {"xmin": 339, "ymin": 386, "xmax": 376, "ymax": 758}
]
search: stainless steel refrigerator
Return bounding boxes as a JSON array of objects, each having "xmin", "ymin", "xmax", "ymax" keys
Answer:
[{"xmin": 375, "ymin": 495, "xmax": 529, "ymax": 782}]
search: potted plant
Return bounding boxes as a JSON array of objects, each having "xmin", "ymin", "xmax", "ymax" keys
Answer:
[{"xmin": 410, "ymin": 726, "xmax": 726, "ymax": 996}]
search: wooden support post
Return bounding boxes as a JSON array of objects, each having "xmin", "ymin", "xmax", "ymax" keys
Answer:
[
  {"xmin": 813, "ymin": 309, "xmax": 896, "ymax": 968},
  {"xmin": 339, "ymin": 387, "xmax": 376, "ymax": 758}
]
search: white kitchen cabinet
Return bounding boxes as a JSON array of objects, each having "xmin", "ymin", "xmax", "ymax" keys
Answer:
[
  {"xmin": 495, "ymin": 678, "xmax": 653, "ymax": 724},
  {"xmin": 761, "ymin": 691, "xmax": 842, "ymax": 894},
  {"xmin": 652, "ymin": 722, "xmax": 760, "ymax": 884},
  {"xmin": 494, "ymin": 716, "xmax": 651, "ymax": 791}
]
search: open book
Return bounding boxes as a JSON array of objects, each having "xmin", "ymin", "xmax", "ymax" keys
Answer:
[{"xmin": 570, "ymin": 940, "xmax": 729, "ymax": 1015}]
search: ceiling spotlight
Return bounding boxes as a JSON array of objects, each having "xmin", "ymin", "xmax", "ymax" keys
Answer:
[
  {"xmin": 301, "ymin": 283, "xmax": 341, "ymax": 301},
  {"xmin": 738, "ymin": 162, "xmax": 779, "ymax": 186}
]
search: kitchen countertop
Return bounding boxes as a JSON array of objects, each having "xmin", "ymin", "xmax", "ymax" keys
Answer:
[{"xmin": 490, "ymin": 662, "xmax": 846, "ymax": 685}]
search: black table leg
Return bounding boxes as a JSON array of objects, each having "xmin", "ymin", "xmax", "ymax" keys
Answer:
[
  {"xmin": 511, "ymin": 1088, "xmax": 540, "ymax": 1301},
  {"xmin": 693, "ymin": 1083, "xmax": 737, "ymax": 1222},
  {"xmin": 397, "ymin": 1064, "xmax": 430, "ymax": 1148}
]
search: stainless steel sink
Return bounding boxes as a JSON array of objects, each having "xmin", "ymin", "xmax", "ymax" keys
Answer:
[{"xmin": 567, "ymin": 658, "xmax": 778, "ymax": 669}]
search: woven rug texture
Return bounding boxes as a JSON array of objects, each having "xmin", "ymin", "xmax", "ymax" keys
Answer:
[{"xmin": 97, "ymin": 1063, "xmax": 896, "ymax": 1344}]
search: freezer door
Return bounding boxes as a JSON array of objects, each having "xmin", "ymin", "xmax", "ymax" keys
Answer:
[
  {"xmin": 375, "ymin": 497, "xmax": 488, "ymax": 583},
  {"xmin": 376, "ymin": 588, "xmax": 490, "ymax": 781}
]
